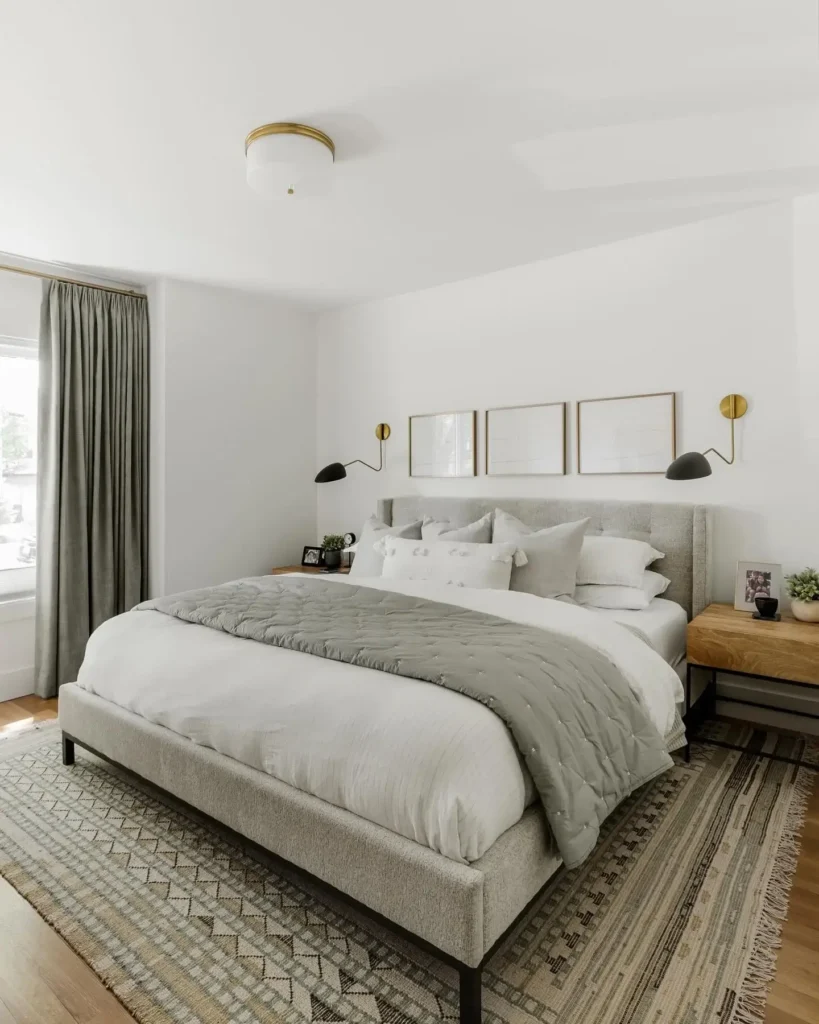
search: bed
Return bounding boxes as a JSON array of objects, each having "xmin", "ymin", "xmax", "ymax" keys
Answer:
[{"xmin": 58, "ymin": 496, "xmax": 711, "ymax": 1023}]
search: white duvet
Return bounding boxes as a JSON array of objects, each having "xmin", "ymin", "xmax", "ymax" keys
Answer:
[{"xmin": 76, "ymin": 575, "xmax": 684, "ymax": 864}]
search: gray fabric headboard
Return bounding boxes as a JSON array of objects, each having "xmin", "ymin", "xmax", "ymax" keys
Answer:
[{"xmin": 376, "ymin": 497, "xmax": 712, "ymax": 620}]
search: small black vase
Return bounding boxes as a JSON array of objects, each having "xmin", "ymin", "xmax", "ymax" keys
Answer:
[
  {"xmin": 323, "ymin": 549, "xmax": 342, "ymax": 571},
  {"xmin": 754, "ymin": 596, "xmax": 779, "ymax": 620}
]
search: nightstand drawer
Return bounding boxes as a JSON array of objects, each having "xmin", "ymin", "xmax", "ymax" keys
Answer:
[{"xmin": 687, "ymin": 604, "xmax": 819, "ymax": 687}]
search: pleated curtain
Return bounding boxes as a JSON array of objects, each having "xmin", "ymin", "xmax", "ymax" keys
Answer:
[{"xmin": 34, "ymin": 280, "xmax": 149, "ymax": 697}]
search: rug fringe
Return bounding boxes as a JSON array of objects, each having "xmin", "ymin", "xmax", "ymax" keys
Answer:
[{"xmin": 733, "ymin": 766, "xmax": 814, "ymax": 1024}]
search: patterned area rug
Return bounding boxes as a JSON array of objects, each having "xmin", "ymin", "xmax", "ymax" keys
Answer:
[{"xmin": 0, "ymin": 723, "xmax": 814, "ymax": 1024}]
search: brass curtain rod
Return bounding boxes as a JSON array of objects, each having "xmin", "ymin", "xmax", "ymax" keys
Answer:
[{"xmin": 0, "ymin": 262, "xmax": 147, "ymax": 300}]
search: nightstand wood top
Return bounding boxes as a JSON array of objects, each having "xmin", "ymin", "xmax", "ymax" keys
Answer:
[
  {"xmin": 687, "ymin": 602, "xmax": 819, "ymax": 687},
  {"xmin": 269, "ymin": 565, "xmax": 350, "ymax": 576}
]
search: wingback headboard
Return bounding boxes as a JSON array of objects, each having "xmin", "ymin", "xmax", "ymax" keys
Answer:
[{"xmin": 376, "ymin": 496, "xmax": 712, "ymax": 620}]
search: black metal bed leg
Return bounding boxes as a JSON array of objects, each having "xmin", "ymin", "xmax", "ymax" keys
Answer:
[
  {"xmin": 459, "ymin": 964, "xmax": 482, "ymax": 1024},
  {"xmin": 62, "ymin": 734, "xmax": 75, "ymax": 766}
]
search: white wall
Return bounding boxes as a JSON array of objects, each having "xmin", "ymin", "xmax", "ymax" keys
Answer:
[
  {"xmin": 0, "ymin": 272, "xmax": 40, "ymax": 700},
  {"xmin": 793, "ymin": 195, "xmax": 819, "ymax": 452},
  {"xmin": 151, "ymin": 279, "xmax": 317, "ymax": 596},
  {"xmin": 317, "ymin": 203, "xmax": 818, "ymax": 725}
]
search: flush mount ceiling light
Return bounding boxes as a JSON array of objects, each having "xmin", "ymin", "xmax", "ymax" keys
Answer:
[{"xmin": 245, "ymin": 122, "xmax": 335, "ymax": 199}]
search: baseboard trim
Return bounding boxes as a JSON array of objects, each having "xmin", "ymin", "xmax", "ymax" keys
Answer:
[{"xmin": 0, "ymin": 666, "xmax": 35, "ymax": 703}]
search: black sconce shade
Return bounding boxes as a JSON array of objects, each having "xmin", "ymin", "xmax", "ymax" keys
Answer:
[
  {"xmin": 665, "ymin": 451, "xmax": 713, "ymax": 480},
  {"xmin": 315, "ymin": 462, "xmax": 347, "ymax": 484}
]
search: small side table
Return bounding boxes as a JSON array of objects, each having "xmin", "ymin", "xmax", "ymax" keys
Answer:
[
  {"xmin": 685, "ymin": 602, "xmax": 819, "ymax": 769},
  {"xmin": 269, "ymin": 565, "xmax": 350, "ymax": 576}
]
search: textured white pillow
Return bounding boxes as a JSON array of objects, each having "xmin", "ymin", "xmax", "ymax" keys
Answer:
[
  {"xmin": 376, "ymin": 537, "xmax": 526, "ymax": 590},
  {"xmin": 349, "ymin": 516, "xmax": 423, "ymax": 577},
  {"xmin": 576, "ymin": 535, "xmax": 665, "ymax": 589},
  {"xmin": 493, "ymin": 509, "xmax": 589, "ymax": 600},
  {"xmin": 421, "ymin": 512, "xmax": 492, "ymax": 543},
  {"xmin": 575, "ymin": 570, "xmax": 671, "ymax": 610}
]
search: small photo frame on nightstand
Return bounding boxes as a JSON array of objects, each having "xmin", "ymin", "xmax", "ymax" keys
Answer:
[
  {"xmin": 301, "ymin": 545, "xmax": 323, "ymax": 567},
  {"xmin": 734, "ymin": 561, "xmax": 782, "ymax": 613}
]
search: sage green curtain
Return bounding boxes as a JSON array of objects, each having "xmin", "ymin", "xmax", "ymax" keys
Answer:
[{"xmin": 35, "ymin": 281, "xmax": 149, "ymax": 697}]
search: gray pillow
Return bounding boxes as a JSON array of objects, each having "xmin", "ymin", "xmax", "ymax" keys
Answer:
[
  {"xmin": 349, "ymin": 515, "xmax": 423, "ymax": 577},
  {"xmin": 421, "ymin": 512, "xmax": 492, "ymax": 543},
  {"xmin": 493, "ymin": 509, "xmax": 589, "ymax": 600}
]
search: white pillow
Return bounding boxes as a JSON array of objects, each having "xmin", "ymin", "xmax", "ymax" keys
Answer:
[
  {"xmin": 349, "ymin": 516, "xmax": 423, "ymax": 577},
  {"xmin": 421, "ymin": 512, "xmax": 492, "ymax": 543},
  {"xmin": 376, "ymin": 537, "xmax": 526, "ymax": 590},
  {"xmin": 493, "ymin": 509, "xmax": 589, "ymax": 601},
  {"xmin": 575, "ymin": 570, "xmax": 671, "ymax": 610},
  {"xmin": 576, "ymin": 535, "xmax": 664, "ymax": 589}
]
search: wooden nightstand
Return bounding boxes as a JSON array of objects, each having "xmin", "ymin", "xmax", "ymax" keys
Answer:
[
  {"xmin": 685, "ymin": 602, "xmax": 819, "ymax": 768},
  {"xmin": 269, "ymin": 565, "xmax": 350, "ymax": 576}
]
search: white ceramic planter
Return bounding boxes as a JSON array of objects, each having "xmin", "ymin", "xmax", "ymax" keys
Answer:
[{"xmin": 790, "ymin": 599, "xmax": 819, "ymax": 623}]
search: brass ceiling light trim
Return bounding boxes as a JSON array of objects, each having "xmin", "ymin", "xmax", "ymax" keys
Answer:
[{"xmin": 244, "ymin": 122, "xmax": 335, "ymax": 160}]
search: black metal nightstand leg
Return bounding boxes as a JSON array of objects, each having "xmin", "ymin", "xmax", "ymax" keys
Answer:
[{"xmin": 684, "ymin": 664, "xmax": 692, "ymax": 763}]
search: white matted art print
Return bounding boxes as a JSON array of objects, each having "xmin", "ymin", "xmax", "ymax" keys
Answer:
[
  {"xmin": 486, "ymin": 403, "xmax": 566, "ymax": 476},
  {"xmin": 734, "ymin": 561, "xmax": 782, "ymax": 612},
  {"xmin": 409, "ymin": 410, "xmax": 476, "ymax": 477},
  {"xmin": 577, "ymin": 392, "xmax": 676, "ymax": 474}
]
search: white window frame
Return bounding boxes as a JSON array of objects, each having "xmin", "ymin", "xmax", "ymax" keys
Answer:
[{"xmin": 0, "ymin": 334, "xmax": 37, "ymax": 599}]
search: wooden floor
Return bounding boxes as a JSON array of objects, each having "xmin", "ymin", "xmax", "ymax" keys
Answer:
[{"xmin": 0, "ymin": 697, "xmax": 817, "ymax": 1023}]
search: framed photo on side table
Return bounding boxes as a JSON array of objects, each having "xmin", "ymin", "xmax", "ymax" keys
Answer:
[
  {"xmin": 734, "ymin": 561, "xmax": 782, "ymax": 612},
  {"xmin": 302, "ymin": 545, "xmax": 323, "ymax": 567}
]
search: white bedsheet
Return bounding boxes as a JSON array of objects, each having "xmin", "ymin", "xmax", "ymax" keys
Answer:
[
  {"xmin": 589, "ymin": 598, "xmax": 688, "ymax": 669},
  {"xmin": 76, "ymin": 576, "xmax": 682, "ymax": 864}
]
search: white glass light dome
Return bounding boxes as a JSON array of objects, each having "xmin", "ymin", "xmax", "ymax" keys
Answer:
[{"xmin": 245, "ymin": 123, "xmax": 334, "ymax": 199}]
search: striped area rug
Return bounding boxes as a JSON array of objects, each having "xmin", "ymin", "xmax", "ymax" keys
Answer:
[{"xmin": 0, "ymin": 723, "xmax": 814, "ymax": 1024}]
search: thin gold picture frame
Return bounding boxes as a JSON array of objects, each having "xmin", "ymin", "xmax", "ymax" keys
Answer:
[
  {"xmin": 485, "ymin": 402, "xmax": 567, "ymax": 476},
  {"xmin": 576, "ymin": 391, "xmax": 677, "ymax": 475},
  {"xmin": 408, "ymin": 410, "xmax": 477, "ymax": 478}
]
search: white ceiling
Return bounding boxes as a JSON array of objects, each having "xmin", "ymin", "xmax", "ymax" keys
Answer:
[{"xmin": 1, "ymin": 1, "xmax": 817, "ymax": 309}]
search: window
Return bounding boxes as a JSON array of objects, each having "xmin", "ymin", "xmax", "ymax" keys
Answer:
[{"xmin": 0, "ymin": 336, "xmax": 37, "ymax": 597}]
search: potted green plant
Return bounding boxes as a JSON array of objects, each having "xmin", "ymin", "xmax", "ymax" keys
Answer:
[
  {"xmin": 785, "ymin": 567, "xmax": 819, "ymax": 623},
  {"xmin": 322, "ymin": 534, "xmax": 346, "ymax": 571}
]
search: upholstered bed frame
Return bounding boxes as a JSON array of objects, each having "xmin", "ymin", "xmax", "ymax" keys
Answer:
[{"xmin": 59, "ymin": 496, "xmax": 711, "ymax": 1023}]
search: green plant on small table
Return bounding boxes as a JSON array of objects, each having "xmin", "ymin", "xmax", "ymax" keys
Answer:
[
  {"xmin": 785, "ymin": 567, "xmax": 819, "ymax": 623},
  {"xmin": 322, "ymin": 533, "xmax": 346, "ymax": 570}
]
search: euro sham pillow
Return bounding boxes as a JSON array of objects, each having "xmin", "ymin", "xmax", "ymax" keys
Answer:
[
  {"xmin": 376, "ymin": 536, "xmax": 526, "ymax": 590},
  {"xmin": 575, "ymin": 570, "xmax": 671, "ymax": 610},
  {"xmin": 492, "ymin": 509, "xmax": 589, "ymax": 601},
  {"xmin": 575, "ymin": 535, "xmax": 665, "ymax": 590},
  {"xmin": 421, "ymin": 512, "xmax": 493, "ymax": 543},
  {"xmin": 349, "ymin": 516, "xmax": 423, "ymax": 577}
]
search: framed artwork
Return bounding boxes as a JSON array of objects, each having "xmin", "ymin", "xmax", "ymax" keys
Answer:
[
  {"xmin": 577, "ymin": 392, "xmax": 676, "ymax": 474},
  {"xmin": 486, "ymin": 402, "xmax": 566, "ymax": 476},
  {"xmin": 409, "ymin": 410, "xmax": 476, "ymax": 478},
  {"xmin": 301, "ymin": 545, "xmax": 323, "ymax": 567},
  {"xmin": 734, "ymin": 561, "xmax": 782, "ymax": 612}
]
